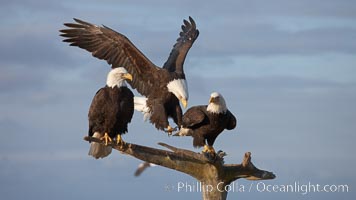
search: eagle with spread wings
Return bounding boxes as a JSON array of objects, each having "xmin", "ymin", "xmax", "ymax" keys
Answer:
[{"xmin": 60, "ymin": 17, "xmax": 199, "ymax": 133}]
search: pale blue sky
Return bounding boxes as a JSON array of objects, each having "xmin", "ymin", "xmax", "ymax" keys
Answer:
[{"xmin": 0, "ymin": 0, "xmax": 355, "ymax": 199}]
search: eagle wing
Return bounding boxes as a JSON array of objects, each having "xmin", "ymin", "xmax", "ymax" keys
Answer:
[
  {"xmin": 163, "ymin": 16, "xmax": 199, "ymax": 74},
  {"xmin": 88, "ymin": 88, "xmax": 108, "ymax": 136},
  {"xmin": 226, "ymin": 110, "xmax": 237, "ymax": 130},
  {"xmin": 134, "ymin": 162, "xmax": 156, "ymax": 177},
  {"xmin": 182, "ymin": 106, "xmax": 206, "ymax": 127},
  {"xmin": 60, "ymin": 18, "xmax": 160, "ymax": 96}
]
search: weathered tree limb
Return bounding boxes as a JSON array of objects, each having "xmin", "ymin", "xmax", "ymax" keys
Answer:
[{"xmin": 84, "ymin": 136, "xmax": 275, "ymax": 200}]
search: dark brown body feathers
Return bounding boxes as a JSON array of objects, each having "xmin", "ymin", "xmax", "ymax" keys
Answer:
[
  {"xmin": 182, "ymin": 105, "xmax": 237, "ymax": 147},
  {"xmin": 88, "ymin": 86, "xmax": 134, "ymax": 138}
]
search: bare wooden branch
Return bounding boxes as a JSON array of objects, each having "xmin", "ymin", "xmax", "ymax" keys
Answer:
[
  {"xmin": 158, "ymin": 142, "xmax": 210, "ymax": 163},
  {"xmin": 84, "ymin": 136, "xmax": 275, "ymax": 200}
]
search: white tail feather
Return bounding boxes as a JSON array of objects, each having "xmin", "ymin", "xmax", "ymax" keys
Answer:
[
  {"xmin": 134, "ymin": 96, "xmax": 151, "ymax": 121},
  {"xmin": 177, "ymin": 127, "xmax": 193, "ymax": 136},
  {"xmin": 88, "ymin": 132, "xmax": 112, "ymax": 159}
]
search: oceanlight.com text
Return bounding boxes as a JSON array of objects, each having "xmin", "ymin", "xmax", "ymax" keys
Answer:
[
  {"xmin": 166, "ymin": 181, "xmax": 349, "ymax": 195},
  {"xmin": 256, "ymin": 182, "xmax": 349, "ymax": 195}
]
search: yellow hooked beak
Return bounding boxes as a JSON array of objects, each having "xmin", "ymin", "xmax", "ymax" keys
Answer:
[
  {"xmin": 209, "ymin": 97, "xmax": 217, "ymax": 104},
  {"xmin": 180, "ymin": 98, "xmax": 188, "ymax": 109},
  {"xmin": 122, "ymin": 73, "xmax": 133, "ymax": 81}
]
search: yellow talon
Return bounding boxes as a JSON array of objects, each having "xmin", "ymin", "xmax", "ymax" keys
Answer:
[
  {"xmin": 202, "ymin": 145, "xmax": 216, "ymax": 154},
  {"xmin": 116, "ymin": 134, "xmax": 125, "ymax": 146},
  {"xmin": 202, "ymin": 145, "xmax": 209, "ymax": 153},
  {"xmin": 208, "ymin": 146, "xmax": 216, "ymax": 154},
  {"xmin": 100, "ymin": 133, "xmax": 112, "ymax": 146},
  {"xmin": 165, "ymin": 125, "xmax": 174, "ymax": 135}
]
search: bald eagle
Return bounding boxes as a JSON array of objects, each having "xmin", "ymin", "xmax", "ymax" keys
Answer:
[
  {"xmin": 60, "ymin": 17, "xmax": 199, "ymax": 133},
  {"xmin": 88, "ymin": 67, "xmax": 134, "ymax": 159},
  {"xmin": 176, "ymin": 92, "xmax": 237, "ymax": 154}
]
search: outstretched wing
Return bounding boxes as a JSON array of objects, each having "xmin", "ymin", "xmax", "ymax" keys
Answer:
[
  {"xmin": 60, "ymin": 18, "xmax": 160, "ymax": 96},
  {"xmin": 182, "ymin": 106, "xmax": 206, "ymax": 128},
  {"xmin": 163, "ymin": 16, "xmax": 199, "ymax": 74},
  {"xmin": 134, "ymin": 162, "xmax": 156, "ymax": 177}
]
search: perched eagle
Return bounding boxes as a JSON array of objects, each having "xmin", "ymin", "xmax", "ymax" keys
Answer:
[
  {"xmin": 88, "ymin": 67, "xmax": 134, "ymax": 159},
  {"xmin": 60, "ymin": 17, "xmax": 199, "ymax": 133},
  {"xmin": 176, "ymin": 92, "xmax": 237, "ymax": 154}
]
